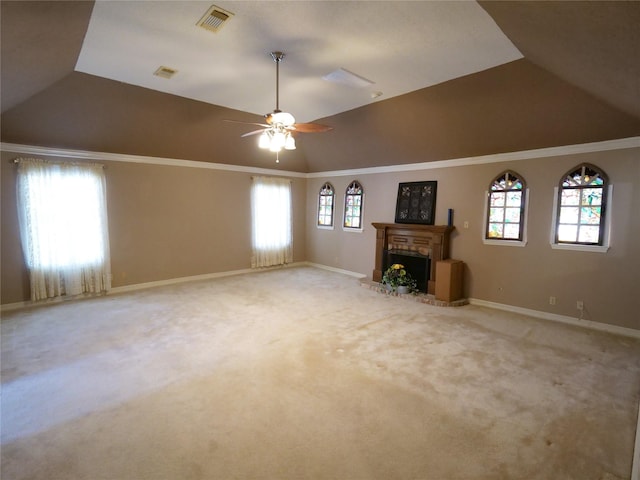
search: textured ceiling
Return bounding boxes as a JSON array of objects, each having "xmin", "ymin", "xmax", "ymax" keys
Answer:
[{"xmin": 74, "ymin": 1, "xmax": 522, "ymax": 123}]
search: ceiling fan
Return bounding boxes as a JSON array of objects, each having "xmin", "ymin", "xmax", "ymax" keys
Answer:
[{"xmin": 226, "ymin": 52, "xmax": 333, "ymax": 154}]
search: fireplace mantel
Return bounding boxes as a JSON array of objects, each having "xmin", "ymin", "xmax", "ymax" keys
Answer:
[{"xmin": 372, "ymin": 223, "xmax": 454, "ymax": 295}]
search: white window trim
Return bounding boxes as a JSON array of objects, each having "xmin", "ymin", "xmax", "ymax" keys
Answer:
[
  {"xmin": 316, "ymin": 183, "xmax": 335, "ymax": 230},
  {"xmin": 342, "ymin": 192, "xmax": 365, "ymax": 233},
  {"xmin": 550, "ymin": 184, "xmax": 612, "ymax": 253},
  {"xmin": 482, "ymin": 188, "xmax": 529, "ymax": 247}
]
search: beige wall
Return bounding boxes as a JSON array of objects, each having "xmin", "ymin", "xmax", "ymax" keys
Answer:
[
  {"xmin": 1, "ymin": 150, "xmax": 307, "ymax": 304},
  {"xmin": 2, "ymin": 145, "xmax": 639, "ymax": 332},
  {"xmin": 305, "ymin": 147, "xmax": 640, "ymax": 331}
]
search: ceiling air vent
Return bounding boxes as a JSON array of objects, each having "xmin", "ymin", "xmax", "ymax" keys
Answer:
[
  {"xmin": 197, "ymin": 5, "xmax": 234, "ymax": 33},
  {"xmin": 322, "ymin": 68, "xmax": 374, "ymax": 89},
  {"xmin": 154, "ymin": 66, "xmax": 177, "ymax": 79}
]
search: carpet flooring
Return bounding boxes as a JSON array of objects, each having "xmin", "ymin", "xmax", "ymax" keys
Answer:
[{"xmin": 2, "ymin": 266, "xmax": 639, "ymax": 479}]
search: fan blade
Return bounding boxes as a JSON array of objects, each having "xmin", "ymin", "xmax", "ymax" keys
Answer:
[
  {"xmin": 241, "ymin": 129, "xmax": 267, "ymax": 138},
  {"xmin": 224, "ymin": 119, "xmax": 270, "ymax": 128},
  {"xmin": 291, "ymin": 123, "xmax": 333, "ymax": 133}
]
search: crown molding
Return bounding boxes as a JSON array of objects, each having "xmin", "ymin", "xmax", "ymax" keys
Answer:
[
  {"xmin": 306, "ymin": 136, "xmax": 640, "ymax": 178},
  {"xmin": 3, "ymin": 136, "xmax": 638, "ymax": 179},
  {"xmin": 0, "ymin": 143, "xmax": 306, "ymax": 178}
]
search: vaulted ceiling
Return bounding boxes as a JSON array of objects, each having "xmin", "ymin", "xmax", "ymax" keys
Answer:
[{"xmin": 2, "ymin": 1, "xmax": 639, "ymax": 173}]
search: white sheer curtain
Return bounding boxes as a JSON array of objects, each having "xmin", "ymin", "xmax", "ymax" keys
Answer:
[
  {"xmin": 251, "ymin": 176, "xmax": 293, "ymax": 268},
  {"xmin": 16, "ymin": 158, "xmax": 111, "ymax": 301}
]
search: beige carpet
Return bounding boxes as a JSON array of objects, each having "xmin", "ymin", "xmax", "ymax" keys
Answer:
[{"xmin": 2, "ymin": 266, "xmax": 639, "ymax": 480}]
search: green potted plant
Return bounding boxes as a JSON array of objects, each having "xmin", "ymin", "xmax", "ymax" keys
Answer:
[{"xmin": 381, "ymin": 263, "xmax": 417, "ymax": 294}]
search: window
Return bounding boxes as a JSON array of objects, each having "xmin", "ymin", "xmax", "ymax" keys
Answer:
[
  {"xmin": 343, "ymin": 180, "xmax": 364, "ymax": 231},
  {"xmin": 317, "ymin": 182, "xmax": 335, "ymax": 228},
  {"xmin": 16, "ymin": 158, "xmax": 111, "ymax": 301},
  {"xmin": 251, "ymin": 176, "xmax": 293, "ymax": 267},
  {"xmin": 553, "ymin": 164, "xmax": 609, "ymax": 248},
  {"xmin": 485, "ymin": 171, "xmax": 527, "ymax": 245}
]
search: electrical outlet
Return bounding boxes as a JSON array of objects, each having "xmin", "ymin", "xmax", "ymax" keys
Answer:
[
  {"xmin": 576, "ymin": 300, "xmax": 584, "ymax": 310},
  {"xmin": 549, "ymin": 296, "xmax": 556, "ymax": 305},
  {"xmin": 463, "ymin": 221, "xmax": 469, "ymax": 229}
]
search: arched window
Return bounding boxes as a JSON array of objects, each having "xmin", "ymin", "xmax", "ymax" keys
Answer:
[
  {"xmin": 555, "ymin": 164, "xmax": 608, "ymax": 245},
  {"xmin": 485, "ymin": 171, "xmax": 527, "ymax": 242},
  {"xmin": 317, "ymin": 182, "xmax": 335, "ymax": 228},
  {"xmin": 343, "ymin": 180, "xmax": 364, "ymax": 231}
]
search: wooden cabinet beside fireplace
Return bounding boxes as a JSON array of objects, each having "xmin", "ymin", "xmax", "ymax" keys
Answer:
[{"xmin": 372, "ymin": 223, "xmax": 454, "ymax": 295}]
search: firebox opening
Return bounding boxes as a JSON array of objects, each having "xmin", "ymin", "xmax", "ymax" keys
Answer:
[{"xmin": 384, "ymin": 250, "xmax": 430, "ymax": 293}]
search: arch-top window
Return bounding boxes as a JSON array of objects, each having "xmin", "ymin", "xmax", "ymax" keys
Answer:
[
  {"xmin": 343, "ymin": 180, "xmax": 364, "ymax": 230},
  {"xmin": 317, "ymin": 182, "xmax": 335, "ymax": 228},
  {"xmin": 486, "ymin": 171, "xmax": 526, "ymax": 241},
  {"xmin": 555, "ymin": 164, "xmax": 608, "ymax": 245}
]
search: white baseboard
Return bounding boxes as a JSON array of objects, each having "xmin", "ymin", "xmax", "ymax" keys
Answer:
[
  {"xmin": 0, "ymin": 290, "xmax": 117, "ymax": 313},
  {"xmin": 469, "ymin": 298, "xmax": 640, "ymax": 340},
  {"xmin": 109, "ymin": 262, "xmax": 318, "ymax": 294},
  {"xmin": 0, "ymin": 262, "xmax": 311, "ymax": 312},
  {"xmin": 109, "ymin": 268, "xmax": 253, "ymax": 294},
  {"xmin": 303, "ymin": 262, "xmax": 367, "ymax": 279},
  {"xmin": 1, "ymin": 300, "xmax": 31, "ymax": 312}
]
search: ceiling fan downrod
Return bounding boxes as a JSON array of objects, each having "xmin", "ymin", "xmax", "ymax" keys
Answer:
[{"xmin": 270, "ymin": 51, "xmax": 284, "ymax": 113}]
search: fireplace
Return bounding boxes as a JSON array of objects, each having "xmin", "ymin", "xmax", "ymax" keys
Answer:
[{"xmin": 372, "ymin": 223, "xmax": 454, "ymax": 295}]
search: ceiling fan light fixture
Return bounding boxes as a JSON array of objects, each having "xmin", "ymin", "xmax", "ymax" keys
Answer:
[
  {"xmin": 271, "ymin": 111, "xmax": 295, "ymax": 126},
  {"xmin": 258, "ymin": 131, "xmax": 271, "ymax": 149},
  {"xmin": 226, "ymin": 50, "xmax": 330, "ymax": 161},
  {"xmin": 284, "ymin": 133, "xmax": 296, "ymax": 150},
  {"xmin": 269, "ymin": 131, "xmax": 287, "ymax": 152}
]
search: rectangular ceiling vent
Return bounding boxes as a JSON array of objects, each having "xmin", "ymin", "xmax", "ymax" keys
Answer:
[
  {"xmin": 197, "ymin": 5, "xmax": 234, "ymax": 33},
  {"xmin": 154, "ymin": 66, "xmax": 178, "ymax": 79},
  {"xmin": 322, "ymin": 68, "xmax": 375, "ymax": 89}
]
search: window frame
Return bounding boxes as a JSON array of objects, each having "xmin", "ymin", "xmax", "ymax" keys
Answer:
[
  {"xmin": 483, "ymin": 170, "xmax": 528, "ymax": 247},
  {"xmin": 316, "ymin": 182, "xmax": 335, "ymax": 230},
  {"xmin": 551, "ymin": 163, "xmax": 610, "ymax": 252},
  {"xmin": 342, "ymin": 180, "xmax": 364, "ymax": 233}
]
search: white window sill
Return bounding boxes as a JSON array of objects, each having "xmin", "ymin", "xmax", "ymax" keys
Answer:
[
  {"xmin": 343, "ymin": 227, "xmax": 363, "ymax": 233},
  {"xmin": 317, "ymin": 225, "xmax": 334, "ymax": 230},
  {"xmin": 551, "ymin": 243, "xmax": 609, "ymax": 253},
  {"xmin": 483, "ymin": 239, "xmax": 527, "ymax": 247}
]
